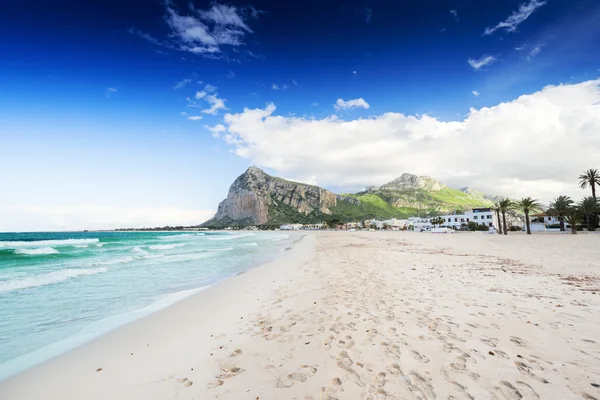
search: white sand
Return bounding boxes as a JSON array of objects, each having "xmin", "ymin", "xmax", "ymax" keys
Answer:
[{"xmin": 1, "ymin": 231, "xmax": 600, "ymax": 400}]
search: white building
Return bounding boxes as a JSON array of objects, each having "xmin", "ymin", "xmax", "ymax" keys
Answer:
[
  {"xmin": 280, "ymin": 223, "xmax": 303, "ymax": 230},
  {"xmin": 407, "ymin": 208, "xmax": 501, "ymax": 231}
]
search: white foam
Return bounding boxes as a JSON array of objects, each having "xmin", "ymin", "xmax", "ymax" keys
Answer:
[
  {"xmin": 0, "ymin": 238, "xmax": 100, "ymax": 249},
  {"xmin": 132, "ymin": 246, "xmax": 148, "ymax": 255},
  {"xmin": 0, "ymin": 268, "xmax": 108, "ymax": 293},
  {"xmin": 91, "ymin": 256, "xmax": 136, "ymax": 266},
  {"xmin": 240, "ymin": 242, "xmax": 259, "ymax": 247},
  {"xmin": 158, "ymin": 233, "xmax": 204, "ymax": 239},
  {"xmin": 14, "ymin": 247, "xmax": 59, "ymax": 255},
  {"xmin": 206, "ymin": 233, "xmax": 255, "ymax": 241},
  {"xmin": 148, "ymin": 243, "xmax": 187, "ymax": 250},
  {"xmin": 73, "ymin": 245, "xmax": 89, "ymax": 248}
]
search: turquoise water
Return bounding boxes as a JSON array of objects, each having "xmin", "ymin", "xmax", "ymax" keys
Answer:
[{"xmin": 0, "ymin": 230, "xmax": 292, "ymax": 381}]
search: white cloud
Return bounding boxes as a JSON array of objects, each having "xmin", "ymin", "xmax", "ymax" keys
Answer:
[
  {"xmin": 107, "ymin": 88, "xmax": 117, "ymax": 92},
  {"xmin": 516, "ymin": 44, "xmax": 542, "ymax": 61},
  {"xmin": 187, "ymin": 115, "xmax": 203, "ymax": 121},
  {"xmin": 468, "ymin": 55, "xmax": 496, "ymax": 70},
  {"xmin": 450, "ymin": 9, "xmax": 459, "ymax": 22},
  {"xmin": 364, "ymin": 7, "xmax": 372, "ymax": 23},
  {"xmin": 472, "ymin": 91, "xmax": 480, "ymax": 97},
  {"xmin": 174, "ymin": 79, "xmax": 192, "ymax": 89},
  {"xmin": 204, "ymin": 84, "xmax": 218, "ymax": 92},
  {"xmin": 218, "ymin": 80, "xmax": 600, "ymax": 203},
  {"xmin": 353, "ymin": 70, "xmax": 357, "ymax": 76},
  {"xmin": 203, "ymin": 93, "xmax": 227, "ymax": 114},
  {"xmin": 105, "ymin": 87, "xmax": 118, "ymax": 98},
  {"xmin": 190, "ymin": 90, "xmax": 227, "ymax": 114},
  {"xmin": 206, "ymin": 124, "xmax": 226, "ymax": 138},
  {"xmin": 227, "ymin": 69, "xmax": 236, "ymax": 79},
  {"xmin": 311, "ymin": 102, "xmax": 319, "ymax": 107},
  {"xmin": 292, "ymin": 79, "xmax": 298, "ymax": 87},
  {"xmin": 131, "ymin": 3, "xmax": 259, "ymax": 57},
  {"xmin": 484, "ymin": 0, "xmax": 547, "ymax": 35},
  {"xmin": 334, "ymin": 98, "xmax": 370, "ymax": 111},
  {"xmin": 271, "ymin": 83, "xmax": 289, "ymax": 91},
  {"xmin": 0, "ymin": 205, "xmax": 215, "ymax": 232}
]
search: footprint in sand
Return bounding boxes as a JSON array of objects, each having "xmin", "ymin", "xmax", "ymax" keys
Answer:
[
  {"xmin": 275, "ymin": 365, "xmax": 318, "ymax": 388},
  {"xmin": 480, "ymin": 336, "xmax": 499, "ymax": 347},
  {"xmin": 407, "ymin": 371, "xmax": 436, "ymax": 399},
  {"xmin": 177, "ymin": 377, "xmax": 193, "ymax": 387},
  {"xmin": 216, "ymin": 365, "xmax": 245, "ymax": 380},
  {"xmin": 448, "ymin": 380, "xmax": 474, "ymax": 399},
  {"xmin": 386, "ymin": 363, "xmax": 403, "ymax": 375},
  {"xmin": 207, "ymin": 379, "xmax": 224, "ymax": 389},
  {"xmin": 411, "ymin": 350, "xmax": 430, "ymax": 363},
  {"xmin": 494, "ymin": 381, "xmax": 522, "ymax": 400},
  {"xmin": 514, "ymin": 361, "xmax": 549, "ymax": 383},
  {"xmin": 510, "ymin": 336, "xmax": 528, "ymax": 347}
]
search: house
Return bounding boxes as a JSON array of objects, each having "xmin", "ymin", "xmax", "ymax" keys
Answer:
[{"xmin": 528, "ymin": 213, "xmax": 570, "ymax": 232}]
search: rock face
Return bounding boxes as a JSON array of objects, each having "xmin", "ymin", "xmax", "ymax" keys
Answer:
[
  {"xmin": 380, "ymin": 173, "xmax": 447, "ymax": 192},
  {"xmin": 460, "ymin": 187, "xmax": 505, "ymax": 203},
  {"xmin": 208, "ymin": 167, "xmax": 354, "ymax": 225}
]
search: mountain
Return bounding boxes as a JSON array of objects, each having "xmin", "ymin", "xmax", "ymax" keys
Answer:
[
  {"xmin": 202, "ymin": 168, "xmax": 496, "ymax": 227},
  {"xmin": 459, "ymin": 187, "xmax": 505, "ymax": 203}
]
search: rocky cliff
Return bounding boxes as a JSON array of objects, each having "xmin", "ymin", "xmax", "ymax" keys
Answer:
[
  {"xmin": 203, "ymin": 168, "xmax": 501, "ymax": 227},
  {"xmin": 205, "ymin": 167, "xmax": 358, "ymax": 226},
  {"xmin": 379, "ymin": 173, "xmax": 447, "ymax": 191}
]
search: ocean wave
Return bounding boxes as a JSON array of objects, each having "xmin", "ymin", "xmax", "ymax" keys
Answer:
[
  {"xmin": 270, "ymin": 234, "xmax": 290, "ymax": 242},
  {"xmin": 240, "ymin": 242, "xmax": 258, "ymax": 247},
  {"xmin": 14, "ymin": 247, "xmax": 59, "ymax": 255},
  {"xmin": 73, "ymin": 245, "xmax": 89, "ymax": 248},
  {"xmin": 0, "ymin": 238, "xmax": 100, "ymax": 249},
  {"xmin": 91, "ymin": 256, "xmax": 136, "ymax": 266},
  {"xmin": 158, "ymin": 233, "xmax": 205, "ymax": 239},
  {"xmin": 206, "ymin": 233, "xmax": 255, "ymax": 241},
  {"xmin": 132, "ymin": 246, "xmax": 148, "ymax": 255},
  {"xmin": 0, "ymin": 267, "xmax": 108, "ymax": 293},
  {"xmin": 148, "ymin": 243, "xmax": 187, "ymax": 250}
]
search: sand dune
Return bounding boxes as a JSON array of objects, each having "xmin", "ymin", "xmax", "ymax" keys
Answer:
[{"xmin": 2, "ymin": 231, "xmax": 600, "ymax": 399}]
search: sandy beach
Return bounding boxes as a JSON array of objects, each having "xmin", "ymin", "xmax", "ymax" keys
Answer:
[{"xmin": 1, "ymin": 231, "xmax": 600, "ymax": 399}]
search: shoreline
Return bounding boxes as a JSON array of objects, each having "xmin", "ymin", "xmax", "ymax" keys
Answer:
[
  {"xmin": 2, "ymin": 231, "xmax": 599, "ymax": 399},
  {"xmin": 0, "ymin": 231, "xmax": 303, "ymax": 383}
]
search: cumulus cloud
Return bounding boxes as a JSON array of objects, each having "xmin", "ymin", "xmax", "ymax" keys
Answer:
[
  {"xmin": 472, "ymin": 91, "xmax": 480, "ymax": 97},
  {"xmin": 206, "ymin": 124, "xmax": 226, "ymax": 138},
  {"xmin": 187, "ymin": 115, "xmax": 203, "ymax": 121},
  {"xmin": 193, "ymin": 90, "xmax": 227, "ymax": 114},
  {"xmin": 130, "ymin": 3, "xmax": 261, "ymax": 57},
  {"xmin": 204, "ymin": 84, "xmax": 218, "ymax": 92},
  {"xmin": 218, "ymin": 80, "xmax": 600, "ymax": 202},
  {"xmin": 484, "ymin": 0, "xmax": 547, "ymax": 35},
  {"xmin": 0, "ymin": 205, "xmax": 214, "ymax": 232},
  {"xmin": 468, "ymin": 55, "xmax": 496, "ymax": 70},
  {"xmin": 334, "ymin": 98, "xmax": 370, "ymax": 111}
]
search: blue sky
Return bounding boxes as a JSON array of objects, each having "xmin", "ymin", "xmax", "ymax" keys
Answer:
[{"xmin": 1, "ymin": 0, "xmax": 599, "ymax": 230}]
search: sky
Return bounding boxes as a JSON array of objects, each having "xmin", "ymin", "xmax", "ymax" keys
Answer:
[{"xmin": 1, "ymin": 0, "xmax": 599, "ymax": 231}]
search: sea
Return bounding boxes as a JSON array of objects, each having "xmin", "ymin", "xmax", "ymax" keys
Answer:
[{"xmin": 0, "ymin": 230, "xmax": 293, "ymax": 381}]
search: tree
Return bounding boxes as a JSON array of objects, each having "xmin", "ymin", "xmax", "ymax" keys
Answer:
[
  {"xmin": 498, "ymin": 199, "xmax": 514, "ymax": 236},
  {"xmin": 492, "ymin": 202, "xmax": 503, "ymax": 234},
  {"xmin": 326, "ymin": 218, "xmax": 341, "ymax": 229},
  {"xmin": 467, "ymin": 221, "xmax": 478, "ymax": 231},
  {"xmin": 548, "ymin": 196, "xmax": 574, "ymax": 232},
  {"xmin": 564, "ymin": 210, "xmax": 581, "ymax": 234},
  {"xmin": 516, "ymin": 197, "xmax": 542, "ymax": 235},
  {"xmin": 579, "ymin": 196, "xmax": 599, "ymax": 231},
  {"xmin": 579, "ymin": 168, "xmax": 600, "ymax": 199},
  {"xmin": 430, "ymin": 216, "xmax": 445, "ymax": 227}
]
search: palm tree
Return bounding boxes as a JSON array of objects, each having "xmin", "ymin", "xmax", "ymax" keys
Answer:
[
  {"xmin": 492, "ymin": 201, "xmax": 503, "ymax": 234},
  {"xmin": 579, "ymin": 168, "xmax": 600, "ymax": 199},
  {"xmin": 516, "ymin": 197, "xmax": 542, "ymax": 235},
  {"xmin": 564, "ymin": 210, "xmax": 581, "ymax": 234},
  {"xmin": 498, "ymin": 199, "xmax": 514, "ymax": 235},
  {"xmin": 548, "ymin": 196, "xmax": 574, "ymax": 232},
  {"xmin": 579, "ymin": 196, "xmax": 599, "ymax": 231}
]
